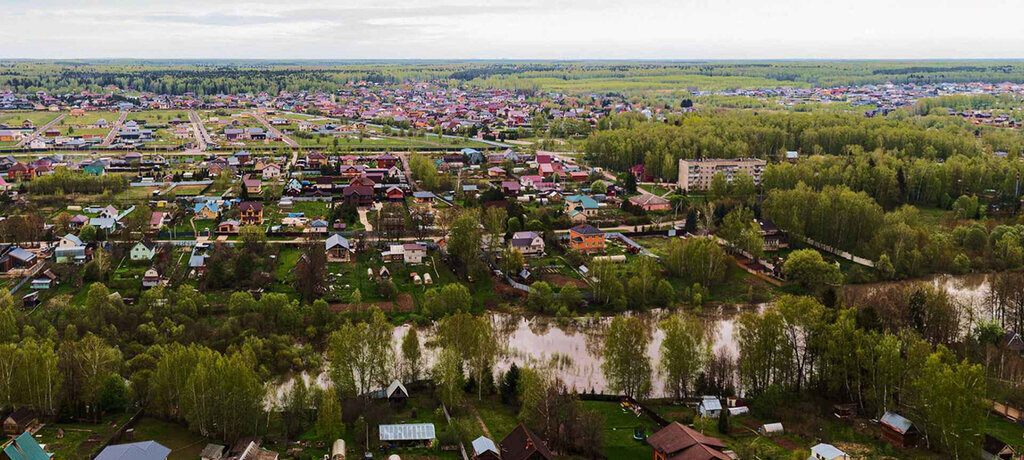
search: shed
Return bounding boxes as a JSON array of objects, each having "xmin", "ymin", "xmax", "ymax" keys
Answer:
[
  {"xmin": 727, "ymin": 406, "xmax": 749, "ymax": 416},
  {"xmin": 879, "ymin": 411, "xmax": 919, "ymax": 447},
  {"xmin": 698, "ymin": 396, "xmax": 723, "ymax": 418},
  {"xmin": 200, "ymin": 444, "xmax": 226, "ymax": 460},
  {"xmin": 470, "ymin": 436, "xmax": 500, "ymax": 460},
  {"xmin": 982, "ymin": 434, "xmax": 1018, "ymax": 460},
  {"xmin": 809, "ymin": 443, "xmax": 848, "ymax": 460}
]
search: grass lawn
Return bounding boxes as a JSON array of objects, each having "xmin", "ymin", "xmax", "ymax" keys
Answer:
[
  {"xmin": 581, "ymin": 400, "xmax": 658, "ymax": 459},
  {"xmin": 985, "ymin": 414, "xmax": 1024, "ymax": 452},
  {"xmin": 34, "ymin": 412, "xmax": 135, "ymax": 460},
  {"xmin": 131, "ymin": 417, "xmax": 208, "ymax": 460},
  {"xmin": 471, "ymin": 396, "xmax": 519, "ymax": 439}
]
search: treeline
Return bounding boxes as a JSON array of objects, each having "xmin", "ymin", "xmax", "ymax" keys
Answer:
[
  {"xmin": 585, "ymin": 111, "xmax": 1018, "ymax": 182},
  {"xmin": 28, "ymin": 169, "xmax": 129, "ymax": 196}
]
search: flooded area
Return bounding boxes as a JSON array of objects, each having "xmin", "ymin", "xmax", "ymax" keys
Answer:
[
  {"xmin": 270, "ymin": 305, "xmax": 754, "ymax": 403},
  {"xmin": 271, "ymin": 273, "xmax": 1003, "ymax": 404}
]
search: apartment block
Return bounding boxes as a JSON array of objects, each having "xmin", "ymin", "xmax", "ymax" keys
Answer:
[{"xmin": 677, "ymin": 158, "xmax": 767, "ymax": 191}]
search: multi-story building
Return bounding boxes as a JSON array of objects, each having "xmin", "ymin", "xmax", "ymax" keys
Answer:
[{"xmin": 677, "ymin": 158, "xmax": 766, "ymax": 191}]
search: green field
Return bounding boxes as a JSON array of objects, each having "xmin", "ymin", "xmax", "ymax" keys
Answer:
[
  {"xmin": 131, "ymin": 417, "xmax": 209, "ymax": 460},
  {"xmin": 0, "ymin": 110, "xmax": 60, "ymax": 128}
]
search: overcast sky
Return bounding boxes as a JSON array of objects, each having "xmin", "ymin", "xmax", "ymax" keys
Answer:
[{"xmin": 2, "ymin": 0, "xmax": 1023, "ymax": 59}]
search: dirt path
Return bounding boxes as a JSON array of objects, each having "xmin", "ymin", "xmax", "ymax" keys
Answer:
[
  {"xmin": 101, "ymin": 111, "xmax": 128, "ymax": 146},
  {"xmin": 467, "ymin": 403, "xmax": 492, "ymax": 439}
]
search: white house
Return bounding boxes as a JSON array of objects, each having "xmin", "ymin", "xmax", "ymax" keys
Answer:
[
  {"xmin": 809, "ymin": 443, "xmax": 848, "ymax": 460},
  {"xmin": 508, "ymin": 231, "xmax": 545, "ymax": 256},
  {"xmin": 382, "ymin": 244, "xmax": 427, "ymax": 265},
  {"xmin": 262, "ymin": 163, "xmax": 282, "ymax": 180},
  {"xmin": 130, "ymin": 240, "xmax": 157, "ymax": 261}
]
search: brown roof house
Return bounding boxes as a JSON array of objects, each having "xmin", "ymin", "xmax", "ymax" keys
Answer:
[
  {"xmin": 499, "ymin": 424, "xmax": 552, "ymax": 460},
  {"xmin": 3, "ymin": 408, "xmax": 38, "ymax": 436},
  {"xmin": 646, "ymin": 422, "xmax": 730, "ymax": 460}
]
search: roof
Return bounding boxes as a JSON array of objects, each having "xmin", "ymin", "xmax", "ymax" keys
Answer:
[
  {"xmin": 94, "ymin": 441, "xmax": 171, "ymax": 460},
  {"xmin": 3, "ymin": 408, "xmax": 37, "ymax": 426},
  {"xmin": 880, "ymin": 412, "xmax": 915, "ymax": 435},
  {"xmin": 61, "ymin": 234, "xmax": 83, "ymax": 246},
  {"xmin": 471, "ymin": 436, "xmax": 498, "ymax": 457},
  {"xmin": 386, "ymin": 380, "xmax": 408, "ymax": 398},
  {"xmin": 239, "ymin": 202, "xmax": 264, "ymax": 213},
  {"xmin": 326, "ymin": 234, "xmax": 351, "ymax": 251},
  {"xmin": 699, "ymin": 396, "xmax": 722, "ymax": 412},
  {"xmin": 500, "ymin": 424, "xmax": 553, "ymax": 460},
  {"xmin": 646, "ymin": 422, "xmax": 729, "ymax": 460},
  {"xmin": 199, "ymin": 444, "xmax": 225, "ymax": 459},
  {"xmin": 565, "ymin": 194, "xmax": 599, "ymax": 209},
  {"xmin": 630, "ymin": 194, "xmax": 669, "ymax": 206},
  {"xmin": 983, "ymin": 434, "xmax": 1017, "ymax": 456},
  {"xmin": 378, "ymin": 423, "xmax": 436, "ymax": 442},
  {"xmin": 809, "ymin": 443, "xmax": 846, "ymax": 460},
  {"xmin": 8, "ymin": 247, "xmax": 36, "ymax": 263},
  {"xmin": 570, "ymin": 224, "xmax": 603, "ymax": 236},
  {"xmin": 3, "ymin": 431, "xmax": 53, "ymax": 460}
]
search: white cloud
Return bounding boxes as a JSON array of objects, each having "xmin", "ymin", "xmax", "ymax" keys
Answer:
[{"xmin": 0, "ymin": 0, "xmax": 1021, "ymax": 58}]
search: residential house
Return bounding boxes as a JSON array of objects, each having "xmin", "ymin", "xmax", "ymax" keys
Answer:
[
  {"xmin": 509, "ymin": 231, "xmax": 545, "ymax": 257},
  {"xmin": 375, "ymin": 153, "xmax": 398, "ymax": 168},
  {"xmin": 758, "ymin": 219, "xmax": 788, "ymax": 251},
  {"xmin": 568, "ymin": 224, "xmax": 604, "ymax": 253},
  {"xmin": 629, "ymin": 194, "xmax": 670, "ymax": 212},
  {"xmin": 325, "ymin": 234, "xmax": 353, "ymax": 262},
  {"xmin": 306, "ymin": 152, "xmax": 327, "ymax": 169},
  {"xmin": 385, "ymin": 186, "xmax": 405, "ymax": 201},
  {"xmin": 130, "ymin": 239, "xmax": 157, "ymax": 261},
  {"xmin": 149, "ymin": 211, "xmax": 170, "ymax": 231},
  {"xmin": 412, "ymin": 191, "xmax": 436, "ymax": 204},
  {"xmin": 499, "ymin": 424, "xmax": 552, "ymax": 460},
  {"xmin": 55, "ymin": 234, "xmax": 87, "ymax": 263},
  {"xmin": 243, "ymin": 176, "xmax": 262, "ymax": 195},
  {"xmin": 261, "ymin": 163, "xmax": 281, "ymax": 180},
  {"xmin": 7, "ymin": 163, "xmax": 35, "ymax": 181},
  {"xmin": 647, "ymin": 422, "xmax": 730, "ymax": 460},
  {"xmin": 382, "ymin": 244, "xmax": 427, "ymax": 264},
  {"xmin": 307, "ymin": 219, "xmax": 328, "ymax": 234},
  {"xmin": 3, "ymin": 408, "xmax": 38, "ymax": 436},
  {"xmin": 95, "ymin": 441, "xmax": 170, "ymax": 460},
  {"xmin": 239, "ymin": 202, "xmax": 264, "ymax": 225},
  {"xmin": 199, "ymin": 444, "xmax": 226, "ymax": 460},
  {"xmin": 342, "ymin": 185, "xmax": 373, "ymax": 207},
  {"xmin": 194, "ymin": 201, "xmax": 220, "ymax": 219},
  {"xmin": 565, "ymin": 195, "xmax": 599, "ymax": 222},
  {"xmin": 368, "ymin": 380, "xmax": 409, "ymax": 404},
  {"xmin": 142, "ymin": 267, "xmax": 163, "ymax": 288},
  {"xmin": 501, "ymin": 181, "xmax": 521, "ymax": 196}
]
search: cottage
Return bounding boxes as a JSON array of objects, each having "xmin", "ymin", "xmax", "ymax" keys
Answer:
[
  {"xmin": 564, "ymin": 195, "xmax": 599, "ymax": 222},
  {"xmin": 149, "ymin": 211, "xmax": 170, "ymax": 231},
  {"xmin": 243, "ymin": 176, "xmax": 262, "ymax": 195},
  {"xmin": 3, "ymin": 408, "xmax": 38, "ymax": 436},
  {"xmin": 261, "ymin": 163, "xmax": 281, "ymax": 180},
  {"xmin": 385, "ymin": 186, "xmax": 405, "ymax": 201},
  {"xmin": 326, "ymin": 234, "xmax": 353, "ymax": 262},
  {"xmin": 647, "ymin": 422, "xmax": 729, "ymax": 460},
  {"xmin": 879, "ymin": 412, "xmax": 919, "ymax": 447},
  {"xmin": 501, "ymin": 181, "xmax": 521, "ymax": 196},
  {"xmin": 0, "ymin": 245, "xmax": 37, "ymax": 273},
  {"xmin": 193, "ymin": 201, "xmax": 220, "ymax": 219},
  {"xmin": 509, "ymin": 231, "xmax": 545, "ymax": 257},
  {"xmin": 342, "ymin": 185, "xmax": 374, "ymax": 207},
  {"xmin": 382, "ymin": 244, "xmax": 427, "ymax": 265},
  {"xmin": 217, "ymin": 220, "xmax": 241, "ymax": 234},
  {"xmin": 142, "ymin": 267, "xmax": 163, "ymax": 288},
  {"xmin": 499, "ymin": 424, "xmax": 552, "ymax": 460},
  {"xmin": 55, "ymin": 234, "xmax": 87, "ymax": 263},
  {"xmin": 568, "ymin": 224, "xmax": 605, "ymax": 253},
  {"xmin": 130, "ymin": 239, "xmax": 157, "ymax": 261},
  {"xmin": 629, "ymin": 194, "xmax": 670, "ymax": 212}
]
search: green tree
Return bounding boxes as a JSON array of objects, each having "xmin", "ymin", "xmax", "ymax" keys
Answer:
[
  {"xmin": 401, "ymin": 328, "xmax": 422, "ymax": 382},
  {"xmin": 602, "ymin": 316, "xmax": 652, "ymax": 398},
  {"xmin": 316, "ymin": 387, "xmax": 345, "ymax": 442},
  {"xmin": 782, "ymin": 249, "xmax": 842, "ymax": 291},
  {"xmin": 660, "ymin": 313, "xmax": 710, "ymax": 399}
]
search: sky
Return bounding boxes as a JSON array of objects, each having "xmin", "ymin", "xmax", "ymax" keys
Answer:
[{"xmin": 1, "ymin": 0, "xmax": 1023, "ymax": 59}]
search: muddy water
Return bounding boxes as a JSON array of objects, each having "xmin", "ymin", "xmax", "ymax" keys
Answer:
[
  {"xmin": 269, "ymin": 307, "xmax": 754, "ymax": 403},
  {"xmin": 842, "ymin": 273, "xmax": 993, "ymax": 325}
]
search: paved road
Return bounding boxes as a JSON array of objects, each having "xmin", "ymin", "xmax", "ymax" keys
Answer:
[
  {"xmin": 251, "ymin": 112, "xmax": 299, "ymax": 147},
  {"xmin": 188, "ymin": 110, "xmax": 211, "ymax": 151},
  {"xmin": 16, "ymin": 113, "xmax": 65, "ymax": 147},
  {"xmin": 101, "ymin": 111, "xmax": 128, "ymax": 146}
]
